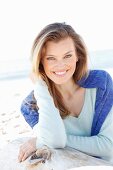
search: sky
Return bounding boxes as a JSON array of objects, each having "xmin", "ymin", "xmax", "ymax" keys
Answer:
[{"xmin": 0, "ymin": 0, "xmax": 113, "ymax": 62}]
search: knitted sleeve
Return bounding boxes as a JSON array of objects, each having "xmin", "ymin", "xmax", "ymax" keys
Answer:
[
  {"xmin": 20, "ymin": 91, "xmax": 39, "ymax": 128},
  {"xmin": 33, "ymin": 78, "xmax": 67, "ymax": 149},
  {"xmin": 66, "ymin": 107, "xmax": 113, "ymax": 161}
]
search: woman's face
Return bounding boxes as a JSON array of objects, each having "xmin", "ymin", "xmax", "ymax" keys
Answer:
[{"xmin": 41, "ymin": 37, "xmax": 78, "ymax": 85}]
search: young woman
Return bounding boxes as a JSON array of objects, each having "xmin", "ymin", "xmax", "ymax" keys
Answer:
[{"xmin": 18, "ymin": 22, "xmax": 113, "ymax": 163}]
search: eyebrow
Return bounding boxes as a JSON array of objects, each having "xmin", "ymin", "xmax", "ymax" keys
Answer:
[{"xmin": 46, "ymin": 50, "xmax": 74, "ymax": 57}]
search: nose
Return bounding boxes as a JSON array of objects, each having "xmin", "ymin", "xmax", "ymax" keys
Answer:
[{"xmin": 55, "ymin": 60, "xmax": 66, "ymax": 68}]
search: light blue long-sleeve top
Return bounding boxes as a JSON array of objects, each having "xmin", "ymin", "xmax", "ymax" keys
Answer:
[{"xmin": 33, "ymin": 78, "xmax": 113, "ymax": 163}]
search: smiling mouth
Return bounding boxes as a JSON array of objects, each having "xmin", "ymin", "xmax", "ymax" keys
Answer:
[{"xmin": 53, "ymin": 70, "xmax": 68, "ymax": 76}]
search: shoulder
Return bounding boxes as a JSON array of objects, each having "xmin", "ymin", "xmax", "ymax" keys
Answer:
[
  {"xmin": 85, "ymin": 69, "xmax": 112, "ymax": 83},
  {"xmin": 77, "ymin": 69, "xmax": 113, "ymax": 89},
  {"xmin": 88, "ymin": 69, "xmax": 112, "ymax": 80}
]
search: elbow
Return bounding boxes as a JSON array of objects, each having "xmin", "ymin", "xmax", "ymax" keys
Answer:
[
  {"xmin": 102, "ymin": 147, "xmax": 113, "ymax": 162},
  {"xmin": 46, "ymin": 134, "xmax": 67, "ymax": 149},
  {"xmin": 48, "ymin": 140, "xmax": 66, "ymax": 149},
  {"xmin": 105, "ymin": 145, "xmax": 113, "ymax": 158},
  {"xmin": 51, "ymin": 138, "xmax": 66, "ymax": 149},
  {"xmin": 37, "ymin": 127, "xmax": 67, "ymax": 149},
  {"xmin": 100, "ymin": 137, "xmax": 113, "ymax": 159}
]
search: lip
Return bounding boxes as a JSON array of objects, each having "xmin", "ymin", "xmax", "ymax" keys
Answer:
[{"xmin": 53, "ymin": 70, "xmax": 68, "ymax": 76}]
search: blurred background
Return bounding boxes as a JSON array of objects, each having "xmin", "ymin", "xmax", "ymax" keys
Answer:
[{"xmin": 0, "ymin": 0, "xmax": 113, "ymax": 147}]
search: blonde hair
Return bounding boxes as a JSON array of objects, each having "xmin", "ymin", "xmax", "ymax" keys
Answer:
[{"xmin": 31, "ymin": 22, "xmax": 88, "ymax": 118}]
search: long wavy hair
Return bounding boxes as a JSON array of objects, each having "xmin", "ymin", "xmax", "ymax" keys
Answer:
[{"xmin": 31, "ymin": 22, "xmax": 88, "ymax": 118}]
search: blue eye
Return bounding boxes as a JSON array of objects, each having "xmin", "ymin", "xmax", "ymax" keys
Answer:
[
  {"xmin": 46, "ymin": 57, "xmax": 55, "ymax": 60},
  {"xmin": 64, "ymin": 54, "xmax": 72, "ymax": 58}
]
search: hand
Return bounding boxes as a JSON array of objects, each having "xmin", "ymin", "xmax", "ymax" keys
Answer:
[{"xmin": 18, "ymin": 137, "xmax": 37, "ymax": 162}]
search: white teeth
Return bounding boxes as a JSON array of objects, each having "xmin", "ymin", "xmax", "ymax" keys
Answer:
[{"xmin": 54, "ymin": 71, "xmax": 66, "ymax": 75}]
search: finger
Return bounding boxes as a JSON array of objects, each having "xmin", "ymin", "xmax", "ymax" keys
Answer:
[
  {"xmin": 22, "ymin": 151, "xmax": 33, "ymax": 162},
  {"xmin": 18, "ymin": 151, "xmax": 25, "ymax": 162},
  {"xmin": 18, "ymin": 150, "xmax": 28, "ymax": 162},
  {"xmin": 18, "ymin": 147, "xmax": 27, "ymax": 162}
]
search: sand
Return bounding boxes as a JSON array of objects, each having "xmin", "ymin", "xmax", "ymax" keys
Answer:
[{"xmin": 0, "ymin": 77, "xmax": 34, "ymax": 149}]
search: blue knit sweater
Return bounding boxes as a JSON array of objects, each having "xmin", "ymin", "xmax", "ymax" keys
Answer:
[{"xmin": 20, "ymin": 70, "xmax": 113, "ymax": 136}]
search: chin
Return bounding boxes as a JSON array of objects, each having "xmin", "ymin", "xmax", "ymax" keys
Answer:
[
  {"xmin": 47, "ymin": 73, "xmax": 73, "ymax": 85},
  {"xmin": 51, "ymin": 79, "xmax": 69, "ymax": 85}
]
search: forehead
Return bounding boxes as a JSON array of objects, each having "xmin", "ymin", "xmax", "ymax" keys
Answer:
[{"xmin": 44, "ymin": 37, "xmax": 75, "ymax": 54}]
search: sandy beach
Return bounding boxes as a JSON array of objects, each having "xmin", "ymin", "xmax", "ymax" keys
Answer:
[{"xmin": 0, "ymin": 77, "xmax": 34, "ymax": 149}]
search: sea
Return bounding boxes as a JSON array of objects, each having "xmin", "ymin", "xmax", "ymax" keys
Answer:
[{"xmin": 0, "ymin": 49, "xmax": 113, "ymax": 80}]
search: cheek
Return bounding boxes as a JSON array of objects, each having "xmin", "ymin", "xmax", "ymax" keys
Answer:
[
  {"xmin": 69, "ymin": 59, "xmax": 77, "ymax": 69},
  {"xmin": 42, "ymin": 62, "xmax": 52, "ymax": 74}
]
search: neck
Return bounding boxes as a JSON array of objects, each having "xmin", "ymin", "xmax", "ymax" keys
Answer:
[{"xmin": 55, "ymin": 79, "xmax": 79, "ymax": 99}]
